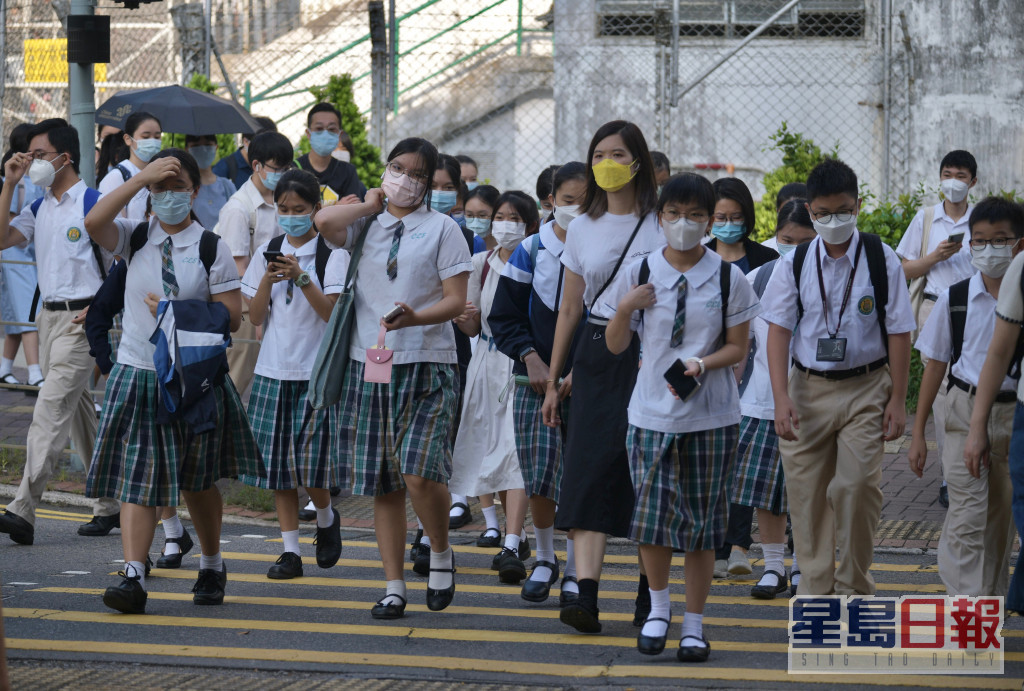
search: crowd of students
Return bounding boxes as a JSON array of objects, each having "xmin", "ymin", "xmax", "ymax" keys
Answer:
[{"xmin": 0, "ymin": 108, "xmax": 1022, "ymax": 665}]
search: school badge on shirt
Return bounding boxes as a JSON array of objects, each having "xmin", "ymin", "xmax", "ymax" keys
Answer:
[
  {"xmin": 67, "ymin": 226, "xmax": 82, "ymax": 242},
  {"xmin": 858, "ymin": 295, "xmax": 875, "ymax": 315}
]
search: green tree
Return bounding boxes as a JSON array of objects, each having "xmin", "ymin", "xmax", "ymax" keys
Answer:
[
  {"xmin": 161, "ymin": 73, "xmax": 237, "ymax": 161},
  {"xmin": 303, "ymin": 75, "xmax": 384, "ymax": 189}
]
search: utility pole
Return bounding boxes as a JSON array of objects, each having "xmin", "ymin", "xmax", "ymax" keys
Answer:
[{"xmin": 66, "ymin": 0, "xmax": 108, "ymax": 187}]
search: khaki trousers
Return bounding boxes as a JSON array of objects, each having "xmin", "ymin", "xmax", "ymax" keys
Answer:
[
  {"xmin": 6, "ymin": 309, "xmax": 118, "ymax": 525},
  {"xmin": 226, "ymin": 315, "xmax": 260, "ymax": 402},
  {"xmin": 781, "ymin": 365, "xmax": 891, "ymax": 595},
  {"xmin": 938, "ymin": 386, "xmax": 1014, "ymax": 596},
  {"xmin": 917, "ymin": 298, "xmax": 947, "ymax": 457}
]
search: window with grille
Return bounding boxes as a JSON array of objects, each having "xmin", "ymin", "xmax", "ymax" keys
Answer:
[{"xmin": 596, "ymin": 0, "xmax": 865, "ymax": 39}]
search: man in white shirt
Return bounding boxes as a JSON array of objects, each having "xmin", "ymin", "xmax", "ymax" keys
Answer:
[{"xmin": 0, "ymin": 119, "xmax": 120, "ymax": 545}]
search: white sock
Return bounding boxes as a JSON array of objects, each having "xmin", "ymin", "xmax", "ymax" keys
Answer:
[
  {"xmin": 681, "ymin": 612, "xmax": 706, "ymax": 647},
  {"xmin": 381, "ymin": 579, "xmax": 406, "ymax": 606},
  {"xmin": 199, "ymin": 552, "xmax": 223, "ymax": 572},
  {"xmin": 641, "ymin": 586, "xmax": 671, "ymax": 637},
  {"xmin": 420, "ymin": 533, "xmax": 431, "ymax": 548},
  {"xmin": 520, "ymin": 528, "xmax": 528, "ymax": 542},
  {"xmin": 303, "ymin": 499, "xmax": 316, "ymax": 511},
  {"xmin": 27, "ymin": 364, "xmax": 42, "ymax": 382},
  {"xmin": 482, "ymin": 505, "xmax": 499, "ymax": 531},
  {"xmin": 282, "ymin": 529, "xmax": 300, "ymax": 556},
  {"xmin": 126, "ymin": 560, "xmax": 146, "ymax": 590},
  {"xmin": 316, "ymin": 504, "xmax": 334, "ymax": 528},
  {"xmin": 759, "ymin": 543, "xmax": 785, "ymax": 587},
  {"xmin": 427, "ymin": 547, "xmax": 454, "ymax": 589},
  {"xmin": 449, "ymin": 494, "xmax": 467, "ymax": 517},
  {"xmin": 564, "ymin": 538, "xmax": 577, "ymax": 579},
  {"xmin": 162, "ymin": 514, "xmax": 183, "ymax": 555},
  {"xmin": 529, "ymin": 525, "xmax": 556, "ymax": 582},
  {"xmin": 791, "ymin": 551, "xmax": 801, "ymax": 587},
  {"xmin": 0, "ymin": 358, "xmax": 13, "ymax": 377},
  {"xmin": 504, "ymin": 533, "xmax": 521, "ymax": 555}
]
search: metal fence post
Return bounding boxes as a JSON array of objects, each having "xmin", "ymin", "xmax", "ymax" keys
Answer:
[
  {"xmin": 881, "ymin": 0, "xmax": 892, "ymax": 199},
  {"xmin": 516, "ymin": 0, "xmax": 523, "ymax": 56},
  {"xmin": 369, "ymin": 1, "xmax": 387, "ymax": 152},
  {"xmin": 68, "ymin": 0, "xmax": 96, "ymax": 187}
]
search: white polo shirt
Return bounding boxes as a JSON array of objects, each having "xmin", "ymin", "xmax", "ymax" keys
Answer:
[
  {"xmin": 762, "ymin": 232, "xmax": 916, "ymax": 371},
  {"xmin": 602, "ymin": 247, "xmax": 761, "ymax": 435},
  {"xmin": 10, "ymin": 180, "xmax": 109, "ymax": 302},
  {"xmin": 995, "ymin": 252, "xmax": 1024, "ymax": 402},
  {"xmin": 112, "ymin": 217, "xmax": 240, "ymax": 370},
  {"xmin": 344, "ymin": 204, "xmax": 472, "ymax": 364},
  {"xmin": 241, "ymin": 235, "xmax": 349, "ymax": 380},
  {"xmin": 215, "ymin": 178, "xmax": 278, "ymax": 258},
  {"xmin": 98, "ymin": 159, "xmax": 150, "ymax": 221},
  {"xmin": 896, "ymin": 201, "xmax": 974, "ymax": 296},
  {"xmin": 562, "ymin": 211, "xmax": 663, "ymax": 319},
  {"xmin": 739, "ymin": 262, "xmax": 776, "ymax": 420}
]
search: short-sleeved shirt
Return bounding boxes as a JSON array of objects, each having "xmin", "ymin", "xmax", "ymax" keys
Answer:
[
  {"xmin": 193, "ymin": 176, "xmax": 237, "ymax": 230},
  {"xmin": 344, "ymin": 204, "xmax": 472, "ymax": 364},
  {"xmin": 996, "ymin": 252, "xmax": 1024, "ymax": 402},
  {"xmin": 112, "ymin": 217, "xmax": 240, "ymax": 370},
  {"xmin": 296, "ymin": 154, "xmax": 367, "ymax": 205},
  {"xmin": 895, "ymin": 202, "xmax": 974, "ymax": 296},
  {"xmin": 241, "ymin": 235, "xmax": 349, "ymax": 379},
  {"xmin": 6, "ymin": 177, "xmax": 43, "ymax": 214},
  {"xmin": 467, "ymin": 249, "xmax": 505, "ymax": 338},
  {"xmin": 214, "ymin": 178, "xmax": 277, "ymax": 258},
  {"xmin": 917, "ymin": 271, "xmax": 1016, "ymax": 393},
  {"xmin": 602, "ymin": 247, "xmax": 761, "ymax": 434},
  {"xmin": 739, "ymin": 262, "xmax": 776, "ymax": 420},
  {"xmin": 10, "ymin": 180, "xmax": 110, "ymax": 302},
  {"xmin": 762, "ymin": 232, "xmax": 916, "ymax": 370},
  {"xmin": 98, "ymin": 159, "xmax": 149, "ymax": 221},
  {"xmin": 561, "ymin": 211, "xmax": 663, "ymax": 319}
]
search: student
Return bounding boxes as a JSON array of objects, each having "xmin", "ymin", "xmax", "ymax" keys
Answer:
[
  {"xmin": 215, "ymin": 131, "xmax": 295, "ymax": 398},
  {"xmin": 297, "ymin": 103, "xmax": 366, "ymax": 205},
  {"xmin": 316, "ymin": 137, "xmax": 471, "ymax": 619},
  {"xmin": 98, "ymin": 112, "xmax": 162, "ymax": 220},
  {"xmin": 535, "ymin": 164, "xmax": 560, "ymax": 223},
  {"xmin": 764, "ymin": 158, "xmax": 914, "ymax": 596},
  {"xmin": 96, "ymin": 129, "xmax": 130, "ymax": 182},
  {"xmin": 456, "ymin": 155, "xmax": 479, "ymax": 190},
  {"xmin": 897, "ymin": 150, "xmax": 977, "ymax": 508},
  {"xmin": 465, "ymin": 184, "xmax": 499, "ymax": 255},
  {"xmin": 762, "ymin": 182, "xmax": 808, "ymax": 251},
  {"xmin": 914, "ymin": 197, "xmax": 1022, "ymax": 597},
  {"xmin": 212, "ymin": 115, "xmax": 277, "ymax": 190},
  {"xmin": 239, "ymin": 169, "xmax": 347, "ymax": 579},
  {"xmin": 541, "ymin": 120, "xmax": 663, "ymax": 633},
  {"xmin": 0, "ymin": 119, "xmax": 121, "ymax": 545},
  {"xmin": 185, "ymin": 135, "xmax": 236, "ymax": 230},
  {"xmin": 332, "ymin": 131, "xmax": 355, "ymax": 163},
  {"xmin": 490, "ymin": 162, "xmax": 588, "ymax": 603},
  {"xmin": 734, "ymin": 199, "xmax": 815, "ymax": 599},
  {"xmin": 650, "ymin": 151, "xmax": 671, "ymax": 187},
  {"xmin": 605, "ymin": 172, "xmax": 760, "ymax": 662}
]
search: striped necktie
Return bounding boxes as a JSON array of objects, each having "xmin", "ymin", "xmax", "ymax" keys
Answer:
[
  {"xmin": 386, "ymin": 221, "xmax": 404, "ymax": 281},
  {"xmin": 670, "ymin": 275, "xmax": 687, "ymax": 348},
  {"xmin": 161, "ymin": 237, "xmax": 179, "ymax": 297}
]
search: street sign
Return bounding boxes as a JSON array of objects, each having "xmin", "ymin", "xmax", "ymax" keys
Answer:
[{"xmin": 23, "ymin": 39, "xmax": 108, "ymax": 83}]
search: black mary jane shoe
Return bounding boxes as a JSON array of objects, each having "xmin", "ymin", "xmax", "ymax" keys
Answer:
[
  {"xmin": 425, "ymin": 552, "xmax": 456, "ymax": 611},
  {"xmin": 637, "ymin": 617, "xmax": 671, "ymax": 655},
  {"xmin": 476, "ymin": 527, "xmax": 501, "ymax": 548},
  {"xmin": 751, "ymin": 570, "xmax": 789, "ymax": 600},
  {"xmin": 521, "ymin": 560, "xmax": 559, "ymax": 602},
  {"xmin": 448, "ymin": 502, "xmax": 473, "ymax": 530},
  {"xmin": 371, "ymin": 593, "xmax": 407, "ymax": 620},
  {"xmin": 156, "ymin": 529, "xmax": 194, "ymax": 569},
  {"xmin": 558, "ymin": 576, "xmax": 579, "ymax": 607},
  {"xmin": 559, "ymin": 597, "xmax": 601, "ymax": 633},
  {"xmin": 677, "ymin": 634, "xmax": 711, "ymax": 663}
]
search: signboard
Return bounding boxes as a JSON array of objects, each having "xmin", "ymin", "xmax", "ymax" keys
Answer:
[{"xmin": 24, "ymin": 39, "xmax": 108, "ymax": 83}]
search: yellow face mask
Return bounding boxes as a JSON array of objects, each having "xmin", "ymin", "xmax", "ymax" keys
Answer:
[{"xmin": 592, "ymin": 158, "xmax": 638, "ymax": 192}]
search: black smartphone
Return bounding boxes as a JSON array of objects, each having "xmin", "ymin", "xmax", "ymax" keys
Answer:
[
  {"xmin": 947, "ymin": 232, "xmax": 965, "ymax": 245},
  {"xmin": 664, "ymin": 359, "xmax": 701, "ymax": 402},
  {"xmin": 263, "ymin": 250, "xmax": 285, "ymax": 265},
  {"xmin": 383, "ymin": 304, "xmax": 406, "ymax": 323}
]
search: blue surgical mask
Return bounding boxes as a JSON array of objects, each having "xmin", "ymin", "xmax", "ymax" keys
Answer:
[
  {"xmin": 712, "ymin": 222, "xmax": 745, "ymax": 244},
  {"xmin": 188, "ymin": 145, "xmax": 217, "ymax": 169},
  {"xmin": 133, "ymin": 137, "xmax": 162, "ymax": 163},
  {"xmin": 261, "ymin": 167, "xmax": 283, "ymax": 191},
  {"xmin": 466, "ymin": 181, "xmax": 479, "ymax": 191},
  {"xmin": 150, "ymin": 190, "xmax": 192, "ymax": 225},
  {"xmin": 466, "ymin": 217, "xmax": 491, "ymax": 237},
  {"xmin": 309, "ymin": 130, "xmax": 340, "ymax": 157},
  {"xmin": 430, "ymin": 190, "xmax": 457, "ymax": 215},
  {"xmin": 776, "ymin": 242, "xmax": 797, "ymax": 256},
  {"xmin": 278, "ymin": 213, "xmax": 313, "ymax": 237}
]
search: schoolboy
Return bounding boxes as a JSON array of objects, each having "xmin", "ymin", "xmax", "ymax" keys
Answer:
[
  {"xmin": 763, "ymin": 158, "xmax": 915, "ymax": 595},
  {"xmin": 296, "ymin": 103, "xmax": 366, "ymax": 206}
]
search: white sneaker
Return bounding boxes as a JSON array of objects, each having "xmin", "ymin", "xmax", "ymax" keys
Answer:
[
  {"xmin": 727, "ymin": 550, "xmax": 752, "ymax": 575},
  {"xmin": 713, "ymin": 559, "xmax": 729, "ymax": 578}
]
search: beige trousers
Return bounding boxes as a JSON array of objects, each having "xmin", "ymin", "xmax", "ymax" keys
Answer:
[
  {"xmin": 6, "ymin": 308, "xmax": 118, "ymax": 525},
  {"xmin": 781, "ymin": 365, "xmax": 891, "ymax": 595},
  {"xmin": 917, "ymin": 298, "xmax": 947, "ymax": 456},
  {"xmin": 226, "ymin": 315, "xmax": 260, "ymax": 402},
  {"xmin": 938, "ymin": 386, "xmax": 1014, "ymax": 596}
]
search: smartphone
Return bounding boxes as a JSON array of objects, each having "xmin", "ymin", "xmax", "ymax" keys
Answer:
[
  {"xmin": 383, "ymin": 304, "xmax": 406, "ymax": 323},
  {"xmin": 947, "ymin": 232, "xmax": 965, "ymax": 245},
  {"xmin": 664, "ymin": 359, "xmax": 701, "ymax": 402},
  {"xmin": 263, "ymin": 250, "xmax": 285, "ymax": 265}
]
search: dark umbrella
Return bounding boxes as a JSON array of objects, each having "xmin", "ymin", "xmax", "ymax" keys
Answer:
[{"xmin": 95, "ymin": 85, "xmax": 261, "ymax": 135}]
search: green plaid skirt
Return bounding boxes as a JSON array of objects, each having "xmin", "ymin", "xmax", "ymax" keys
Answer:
[
  {"xmin": 731, "ymin": 415, "xmax": 787, "ymax": 514},
  {"xmin": 86, "ymin": 364, "xmax": 263, "ymax": 507},
  {"xmin": 627, "ymin": 423, "xmax": 739, "ymax": 551},
  {"xmin": 239, "ymin": 375, "xmax": 347, "ymax": 491},
  {"xmin": 513, "ymin": 384, "xmax": 568, "ymax": 502},
  {"xmin": 342, "ymin": 358, "xmax": 458, "ymax": 497}
]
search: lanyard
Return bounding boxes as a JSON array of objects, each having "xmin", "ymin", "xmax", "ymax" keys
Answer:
[{"xmin": 815, "ymin": 238, "xmax": 863, "ymax": 339}]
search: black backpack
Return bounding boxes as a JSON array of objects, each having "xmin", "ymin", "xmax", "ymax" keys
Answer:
[
  {"xmin": 265, "ymin": 233, "xmax": 332, "ymax": 289},
  {"xmin": 948, "ymin": 276, "xmax": 1024, "ymax": 381}
]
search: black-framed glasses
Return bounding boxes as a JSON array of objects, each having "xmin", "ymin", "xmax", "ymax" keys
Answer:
[
  {"xmin": 809, "ymin": 211, "xmax": 857, "ymax": 224},
  {"xmin": 970, "ymin": 238, "xmax": 1015, "ymax": 250}
]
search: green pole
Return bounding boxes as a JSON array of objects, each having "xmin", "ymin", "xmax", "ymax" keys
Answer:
[
  {"xmin": 516, "ymin": 0, "xmax": 523, "ymax": 55},
  {"xmin": 244, "ymin": 80, "xmax": 251, "ymax": 110}
]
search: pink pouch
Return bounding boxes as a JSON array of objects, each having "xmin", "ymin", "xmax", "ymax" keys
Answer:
[{"xmin": 364, "ymin": 326, "xmax": 394, "ymax": 384}]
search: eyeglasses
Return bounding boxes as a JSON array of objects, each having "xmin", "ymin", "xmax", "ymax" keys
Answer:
[
  {"xmin": 712, "ymin": 213, "xmax": 744, "ymax": 224},
  {"xmin": 261, "ymin": 162, "xmax": 293, "ymax": 174},
  {"xmin": 661, "ymin": 210, "xmax": 709, "ymax": 223},
  {"xmin": 809, "ymin": 211, "xmax": 857, "ymax": 224},
  {"xmin": 151, "ymin": 184, "xmax": 193, "ymax": 194},
  {"xmin": 970, "ymin": 238, "xmax": 1016, "ymax": 249},
  {"xmin": 30, "ymin": 150, "xmax": 60, "ymax": 161},
  {"xmin": 387, "ymin": 161, "xmax": 428, "ymax": 183}
]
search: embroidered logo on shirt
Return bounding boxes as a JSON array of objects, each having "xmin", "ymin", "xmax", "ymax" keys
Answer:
[
  {"xmin": 66, "ymin": 226, "xmax": 82, "ymax": 242},
  {"xmin": 858, "ymin": 295, "xmax": 875, "ymax": 315},
  {"xmin": 705, "ymin": 298, "xmax": 722, "ymax": 311}
]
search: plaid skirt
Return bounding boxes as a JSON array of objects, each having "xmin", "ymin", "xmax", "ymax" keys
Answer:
[
  {"xmin": 342, "ymin": 358, "xmax": 458, "ymax": 497},
  {"xmin": 627, "ymin": 423, "xmax": 739, "ymax": 551},
  {"xmin": 86, "ymin": 364, "xmax": 263, "ymax": 507},
  {"xmin": 731, "ymin": 415, "xmax": 787, "ymax": 514},
  {"xmin": 239, "ymin": 375, "xmax": 347, "ymax": 491},
  {"xmin": 513, "ymin": 384, "xmax": 568, "ymax": 502}
]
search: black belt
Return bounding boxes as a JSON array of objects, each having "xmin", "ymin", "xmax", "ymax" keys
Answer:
[
  {"xmin": 947, "ymin": 374, "xmax": 1017, "ymax": 403},
  {"xmin": 923, "ymin": 292, "xmax": 939, "ymax": 302},
  {"xmin": 43, "ymin": 299, "xmax": 92, "ymax": 312},
  {"xmin": 794, "ymin": 357, "xmax": 887, "ymax": 381}
]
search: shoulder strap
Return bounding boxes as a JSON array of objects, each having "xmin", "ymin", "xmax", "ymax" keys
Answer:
[
  {"xmin": 128, "ymin": 222, "xmax": 150, "ymax": 262},
  {"xmin": 948, "ymin": 278, "xmax": 970, "ymax": 367},
  {"xmin": 30, "ymin": 197, "xmax": 43, "ymax": 217},
  {"xmin": 199, "ymin": 230, "xmax": 219, "ymax": 275},
  {"xmin": 720, "ymin": 260, "xmax": 731, "ymax": 339},
  {"xmin": 753, "ymin": 259, "xmax": 777, "ymax": 299},
  {"xmin": 226, "ymin": 154, "xmax": 238, "ymax": 182},
  {"xmin": 343, "ymin": 213, "xmax": 379, "ymax": 290},
  {"xmin": 315, "ymin": 234, "xmax": 330, "ymax": 287},
  {"xmin": 529, "ymin": 234, "xmax": 540, "ymax": 269},
  {"xmin": 82, "ymin": 188, "xmax": 107, "ymax": 280},
  {"xmin": 480, "ymin": 249, "xmax": 495, "ymax": 289},
  {"xmin": 636, "ymin": 257, "xmax": 651, "ymax": 323},
  {"xmin": 921, "ymin": 205, "xmax": 935, "ymax": 255},
  {"xmin": 267, "ymin": 234, "xmax": 285, "ymax": 255},
  {"xmin": 793, "ymin": 241, "xmax": 811, "ymax": 324},
  {"xmin": 589, "ymin": 214, "xmax": 647, "ymax": 311},
  {"xmin": 860, "ymin": 233, "xmax": 890, "ymax": 354},
  {"xmin": 115, "ymin": 164, "xmax": 131, "ymax": 182}
]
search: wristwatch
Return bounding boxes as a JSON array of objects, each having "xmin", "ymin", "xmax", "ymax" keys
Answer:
[
  {"xmin": 519, "ymin": 347, "xmax": 537, "ymax": 363},
  {"xmin": 294, "ymin": 271, "xmax": 311, "ymax": 288},
  {"xmin": 686, "ymin": 357, "xmax": 706, "ymax": 376}
]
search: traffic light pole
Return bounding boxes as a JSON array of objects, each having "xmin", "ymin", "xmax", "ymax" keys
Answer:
[{"xmin": 69, "ymin": 0, "xmax": 97, "ymax": 186}]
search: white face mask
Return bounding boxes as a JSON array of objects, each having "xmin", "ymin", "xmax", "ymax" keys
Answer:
[
  {"xmin": 491, "ymin": 220, "xmax": 527, "ymax": 250},
  {"xmin": 331, "ymin": 149, "xmax": 351, "ymax": 162},
  {"xmin": 811, "ymin": 213, "xmax": 858, "ymax": 245},
  {"xmin": 553, "ymin": 204, "xmax": 580, "ymax": 230},
  {"xmin": 940, "ymin": 178, "xmax": 969, "ymax": 204},
  {"xmin": 971, "ymin": 243, "xmax": 1014, "ymax": 278},
  {"xmin": 662, "ymin": 217, "xmax": 707, "ymax": 251},
  {"xmin": 28, "ymin": 155, "xmax": 64, "ymax": 188}
]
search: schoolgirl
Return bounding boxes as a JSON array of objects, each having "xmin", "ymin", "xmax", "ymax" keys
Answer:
[
  {"xmin": 449, "ymin": 191, "xmax": 538, "ymax": 583},
  {"xmin": 604, "ymin": 173, "xmax": 761, "ymax": 661},
  {"xmin": 83, "ymin": 149, "xmax": 261, "ymax": 614},
  {"xmin": 316, "ymin": 137, "xmax": 471, "ymax": 618},
  {"xmin": 97, "ymin": 112, "xmax": 162, "ymax": 219},
  {"xmin": 541, "ymin": 121, "xmax": 664, "ymax": 633},
  {"xmin": 465, "ymin": 185, "xmax": 499, "ymax": 255},
  {"xmin": 238, "ymin": 169, "xmax": 347, "ymax": 579},
  {"xmin": 185, "ymin": 134, "xmax": 236, "ymax": 230},
  {"xmin": 490, "ymin": 162, "xmax": 588, "ymax": 603}
]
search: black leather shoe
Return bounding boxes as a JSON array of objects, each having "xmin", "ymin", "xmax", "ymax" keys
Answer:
[
  {"xmin": 448, "ymin": 501, "xmax": 472, "ymax": 530},
  {"xmin": 751, "ymin": 570, "xmax": 789, "ymax": 600},
  {"xmin": 558, "ymin": 576, "xmax": 579, "ymax": 607},
  {"xmin": 329, "ymin": 486, "xmax": 342, "ymax": 497},
  {"xmin": 314, "ymin": 508, "xmax": 342, "ymax": 568},
  {"xmin": 637, "ymin": 617, "xmax": 670, "ymax": 655},
  {"xmin": 425, "ymin": 552, "xmax": 456, "ymax": 611},
  {"xmin": 520, "ymin": 536, "xmax": 530, "ymax": 561},
  {"xmin": 497, "ymin": 547, "xmax": 526, "ymax": 584},
  {"xmin": 78, "ymin": 512, "xmax": 120, "ymax": 537},
  {"xmin": 371, "ymin": 593, "xmax": 407, "ymax": 620},
  {"xmin": 0, "ymin": 510, "xmax": 34, "ymax": 545},
  {"xmin": 560, "ymin": 597, "xmax": 601, "ymax": 633},
  {"xmin": 521, "ymin": 560, "xmax": 559, "ymax": 602},
  {"xmin": 298, "ymin": 508, "xmax": 316, "ymax": 522},
  {"xmin": 939, "ymin": 484, "xmax": 949, "ymax": 508},
  {"xmin": 267, "ymin": 552, "xmax": 303, "ymax": 580},
  {"xmin": 476, "ymin": 527, "xmax": 501, "ymax": 548},
  {"xmin": 677, "ymin": 634, "xmax": 711, "ymax": 662},
  {"xmin": 789, "ymin": 571, "xmax": 801, "ymax": 597},
  {"xmin": 633, "ymin": 589, "xmax": 652, "ymax": 627},
  {"xmin": 103, "ymin": 571, "xmax": 147, "ymax": 614},
  {"xmin": 192, "ymin": 564, "xmax": 227, "ymax": 605},
  {"xmin": 145, "ymin": 556, "xmax": 152, "ymax": 577},
  {"xmin": 409, "ymin": 529, "xmax": 425, "ymax": 560},
  {"xmin": 413, "ymin": 546, "xmax": 430, "ymax": 576},
  {"xmin": 156, "ymin": 529, "xmax": 194, "ymax": 569}
]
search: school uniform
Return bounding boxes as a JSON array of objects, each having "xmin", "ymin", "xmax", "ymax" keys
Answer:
[
  {"xmin": 2, "ymin": 177, "xmax": 42, "ymax": 336},
  {"xmin": 193, "ymin": 176, "xmax": 237, "ymax": 231},
  {"xmin": 85, "ymin": 217, "xmax": 261, "ymax": 507},
  {"xmin": 555, "ymin": 211, "xmax": 663, "ymax": 536},
  {"xmin": 762, "ymin": 231, "xmax": 915, "ymax": 595},
  {"xmin": 339, "ymin": 204, "xmax": 472, "ymax": 496},
  {"xmin": 601, "ymin": 248, "xmax": 760, "ymax": 550},
  {"xmin": 237, "ymin": 235, "xmax": 350, "ymax": 492},
  {"xmin": 917, "ymin": 272, "xmax": 1016, "ymax": 596},
  {"xmin": 98, "ymin": 159, "xmax": 149, "ymax": 221}
]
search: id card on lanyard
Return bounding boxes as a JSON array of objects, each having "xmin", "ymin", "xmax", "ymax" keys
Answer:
[{"xmin": 814, "ymin": 240, "xmax": 863, "ymax": 362}]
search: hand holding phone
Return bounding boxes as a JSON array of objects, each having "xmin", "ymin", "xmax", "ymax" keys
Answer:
[
  {"xmin": 263, "ymin": 250, "xmax": 285, "ymax": 265},
  {"xmin": 946, "ymin": 232, "xmax": 965, "ymax": 245},
  {"xmin": 664, "ymin": 358, "xmax": 701, "ymax": 403},
  {"xmin": 383, "ymin": 304, "xmax": 406, "ymax": 323}
]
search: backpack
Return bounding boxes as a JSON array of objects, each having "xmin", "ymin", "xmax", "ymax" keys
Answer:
[
  {"xmin": 637, "ymin": 255, "xmax": 731, "ymax": 341},
  {"xmin": 736, "ymin": 258, "xmax": 778, "ymax": 395},
  {"xmin": 265, "ymin": 233, "xmax": 332, "ymax": 288},
  {"xmin": 948, "ymin": 276, "xmax": 1024, "ymax": 382},
  {"xmin": 128, "ymin": 221, "xmax": 219, "ymax": 275},
  {"xmin": 114, "ymin": 164, "xmax": 132, "ymax": 183},
  {"xmin": 793, "ymin": 232, "xmax": 890, "ymax": 355}
]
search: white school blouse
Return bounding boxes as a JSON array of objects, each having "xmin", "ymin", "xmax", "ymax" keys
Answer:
[
  {"xmin": 996, "ymin": 253, "xmax": 1024, "ymax": 402},
  {"xmin": 739, "ymin": 262, "xmax": 776, "ymax": 421},
  {"xmin": 98, "ymin": 159, "xmax": 149, "ymax": 222},
  {"xmin": 895, "ymin": 202, "xmax": 974, "ymax": 297}
]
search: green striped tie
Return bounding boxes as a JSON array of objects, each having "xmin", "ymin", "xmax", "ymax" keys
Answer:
[
  {"xmin": 670, "ymin": 276, "xmax": 687, "ymax": 348},
  {"xmin": 386, "ymin": 221, "xmax": 404, "ymax": 281}
]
